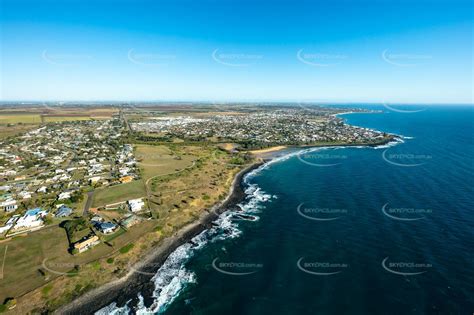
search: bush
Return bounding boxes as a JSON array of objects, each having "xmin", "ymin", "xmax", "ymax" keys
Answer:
[
  {"xmin": 119, "ymin": 243, "xmax": 134, "ymax": 254},
  {"xmin": 106, "ymin": 257, "xmax": 114, "ymax": 264}
]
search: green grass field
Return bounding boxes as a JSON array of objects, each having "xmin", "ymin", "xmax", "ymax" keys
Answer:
[
  {"xmin": 135, "ymin": 144, "xmax": 196, "ymax": 180},
  {"xmin": 0, "ymin": 219, "xmax": 157, "ymax": 301},
  {"xmin": 92, "ymin": 145, "xmax": 196, "ymax": 207},
  {"xmin": 92, "ymin": 181, "xmax": 146, "ymax": 207},
  {"xmin": 0, "ymin": 227, "xmax": 70, "ymax": 300}
]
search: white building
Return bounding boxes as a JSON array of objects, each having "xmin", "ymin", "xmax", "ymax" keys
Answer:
[
  {"xmin": 58, "ymin": 191, "xmax": 72, "ymax": 200},
  {"xmin": 18, "ymin": 191, "xmax": 32, "ymax": 200},
  {"xmin": 89, "ymin": 176, "xmax": 101, "ymax": 184},
  {"xmin": 14, "ymin": 208, "xmax": 47, "ymax": 230},
  {"xmin": 0, "ymin": 199, "xmax": 17, "ymax": 212},
  {"xmin": 128, "ymin": 198, "xmax": 145, "ymax": 212},
  {"xmin": 37, "ymin": 186, "xmax": 47, "ymax": 193},
  {"xmin": 0, "ymin": 215, "xmax": 20, "ymax": 233}
]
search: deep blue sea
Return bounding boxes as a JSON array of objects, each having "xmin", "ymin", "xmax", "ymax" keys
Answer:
[{"xmin": 100, "ymin": 105, "xmax": 474, "ymax": 315}]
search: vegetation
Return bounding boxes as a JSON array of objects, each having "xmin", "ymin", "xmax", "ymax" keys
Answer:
[
  {"xmin": 92, "ymin": 181, "xmax": 145, "ymax": 207},
  {"xmin": 62, "ymin": 218, "xmax": 90, "ymax": 243},
  {"xmin": 119, "ymin": 243, "xmax": 134, "ymax": 254}
]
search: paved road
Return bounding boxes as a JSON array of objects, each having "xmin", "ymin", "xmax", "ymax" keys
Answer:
[
  {"xmin": 119, "ymin": 109, "xmax": 131, "ymax": 131},
  {"xmin": 83, "ymin": 191, "xmax": 95, "ymax": 216}
]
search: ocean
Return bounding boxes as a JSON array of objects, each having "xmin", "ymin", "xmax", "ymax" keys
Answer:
[{"xmin": 98, "ymin": 105, "xmax": 474, "ymax": 315}]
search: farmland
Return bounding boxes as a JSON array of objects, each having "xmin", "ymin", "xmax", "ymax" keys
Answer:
[{"xmin": 0, "ymin": 107, "xmax": 117, "ymax": 125}]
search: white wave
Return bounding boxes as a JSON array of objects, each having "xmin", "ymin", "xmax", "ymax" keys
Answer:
[
  {"xmin": 104, "ymin": 133, "xmax": 408, "ymax": 314},
  {"xmin": 212, "ymin": 212, "xmax": 242, "ymax": 240},
  {"xmin": 138, "ymin": 179, "xmax": 273, "ymax": 313},
  {"xmin": 143, "ymin": 268, "xmax": 196, "ymax": 314},
  {"xmin": 97, "ymin": 169, "xmax": 275, "ymax": 315},
  {"xmin": 95, "ymin": 301, "xmax": 131, "ymax": 315},
  {"xmin": 371, "ymin": 136, "xmax": 407, "ymax": 149}
]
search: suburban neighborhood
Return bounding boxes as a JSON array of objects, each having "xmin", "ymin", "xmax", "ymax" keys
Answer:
[{"xmin": 0, "ymin": 115, "xmax": 146, "ymax": 249}]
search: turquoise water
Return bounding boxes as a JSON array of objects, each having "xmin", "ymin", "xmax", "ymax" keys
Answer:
[{"xmin": 100, "ymin": 105, "xmax": 474, "ymax": 315}]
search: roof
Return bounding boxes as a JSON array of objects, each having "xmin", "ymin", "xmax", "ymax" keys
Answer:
[
  {"xmin": 55, "ymin": 206, "xmax": 72, "ymax": 216},
  {"xmin": 122, "ymin": 215, "xmax": 139, "ymax": 224},
  {"xmin": 25, "ymin": 208, "xmax": 43, "ymax": 216},
  {"xmin": 99, "ymin": 222, "xmax": 116, "ymax": 229},
  {"xmin": 74, "ymin": 235, "xmax": 99, "ymax": 249}
]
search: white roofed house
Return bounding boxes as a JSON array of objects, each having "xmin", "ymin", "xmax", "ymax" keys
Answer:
[
  {"xmin": 18, "ymin": 191, "xmax": 32, "ymax": 200},
  {"xmin": 4, "ymin": 170, "xmax": 17, "ymax": 177},
  {"xmin": 58, "ymin": 191, "xmax": 72, "ymax": 200},
  {"xmin": 0, "ymin": 199, "xmax": 18, "ymax": 212},
  {"xmin": 89, "ymin": 176, "xmax": 101, "ymax": 185},
  {"xmin": 119, "ymin": 167, "xmax": 131, "ymax": 176},
  {"xmin": 0, "ymin": 185, "xmax": 12, "ymax": 192},
  {"xmin": 0, "ymin": 215, "xmax": 20, "ymax": 234},
  {"xmin": 13, "ymin": 208, "xmax": 47, "ymax": 230},
  {"xmin": 128, "ymin": 198, "xmax": 145, "ymax": 212},
  {"xmin": 96, "ymin": 222, "xmax": 117, "ymax": 234},
  {"xmin": 37, "ymin": 186, "xmax": 47, "ymax": 193}
]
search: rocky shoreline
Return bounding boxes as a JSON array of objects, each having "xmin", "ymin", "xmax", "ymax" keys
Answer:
[
  {"xmin": 56, "ymin": 137, "xmax": 397, "ymax": 314},
  {"xmin": 55, "ymin": 162, "xmax": 263, "ymax": 315}
]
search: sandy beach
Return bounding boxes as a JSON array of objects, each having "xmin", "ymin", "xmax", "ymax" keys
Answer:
[
  {"xmin": 249, "ymin": 146, "xmax": 288, "ymax": 156},
  {"xmin": 55, "ymin": 161, "xmax": 263, "ymax": 315}
]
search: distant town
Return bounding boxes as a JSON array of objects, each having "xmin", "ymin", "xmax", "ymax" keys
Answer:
[{"xmin": 131, "ymin": 107, "xmax": 393, "ymax": 147}]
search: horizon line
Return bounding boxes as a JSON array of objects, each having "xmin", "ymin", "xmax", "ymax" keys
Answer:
[{"xmin": 0, "ymin": 100, "xmax": 473, "ymax": 106}]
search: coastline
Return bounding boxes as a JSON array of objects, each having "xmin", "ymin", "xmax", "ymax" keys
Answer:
[
  {"xmin": 55, "ymin": 161, "xmax": 263, "ymax": 315},
  {"xmin": 250, "ymin": 136, "xmax": 397, "ymax": 159},
  {"xmin": 56, "ymin": 136, "xmax": 398, "ymax": 314},
  {"xmin": 249, "ymin": 145, "xmax": 288, "ymax": 155}
]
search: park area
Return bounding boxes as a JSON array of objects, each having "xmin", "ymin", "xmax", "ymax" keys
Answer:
[{"xmin": 92, "ymin": 144, "xmax": 197, "ymax": 208}]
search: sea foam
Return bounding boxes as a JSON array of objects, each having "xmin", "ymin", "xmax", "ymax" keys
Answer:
[{"xmin": 97, "ymin": 173, "xmax": 273, "ymax": 315}]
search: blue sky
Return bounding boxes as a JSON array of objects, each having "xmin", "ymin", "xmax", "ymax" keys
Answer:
[{"xmin": 0, "ymin": 0, "xmax": 472, "ymax": 103}]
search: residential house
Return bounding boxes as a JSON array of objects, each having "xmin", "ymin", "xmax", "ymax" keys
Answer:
[
  {"xmin": 55, "ymin": 205, "xmax": 73, "ymax": 217},
  {"xmin": 14, "ymin": 208, "xmax": 47, "ymax": 230},
  {"xmin": 74, "ymin": 235, "xmax": 100, "ymax": 253},
  {"xmin": 119, "ymin": 176, "xmax": 133, "ymax": 183},
  {"xmin": 128, "ymin": 198, "xmax": 145, "ymax": 212},
  {"xmin": 0, "ymin": 198, "xmax": 17, "ymax": 212},
  {"xmin": 0, "ymin": 215, "xmax": 20, "ymax": 234},
  {"xmin": 96, "ymin": 222, "xmax": 117, "ymax": 234},
  {"xmin": 37, "ymin": 186, "xmax": 47, "ymax": 193},
  {"xmin": 18, "ymin": 191, "xmax": 32, "ymax": 199},
  {"xmin": 58, "ymin": 191, "xmax": 71, "ymax": 200},
  {"xmin": 1, "ymin": 201, "xmax": 18, "ymax": 212},
  {"xmin": 121, "ymin": 214, "xmax": 140, "ymax": 228},
  {"xmin": 89, "ymin": 176, "xmax": 101, "ymax": 185}
]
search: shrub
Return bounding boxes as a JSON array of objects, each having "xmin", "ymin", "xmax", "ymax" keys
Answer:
[{"xmin": 119, "ymin": 243, "xmax": 134, "ymax": 254}]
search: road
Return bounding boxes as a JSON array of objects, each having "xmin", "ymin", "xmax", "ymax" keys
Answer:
[
  {"xmin": 119, "ymin": 109, "xmax": 131, "ymax": 131},
  {"xmin": 83, "ymin": 191, "xmax": 95, "ymax": 216}
]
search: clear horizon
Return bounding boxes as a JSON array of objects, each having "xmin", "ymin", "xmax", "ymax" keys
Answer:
[
  {"xmin": 0, "ymin": 100, "xmax": 473, "ymax": 106},
  {"xmin": 1, "ymin": 0, "xmax": 473, "ymax": 103}
]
